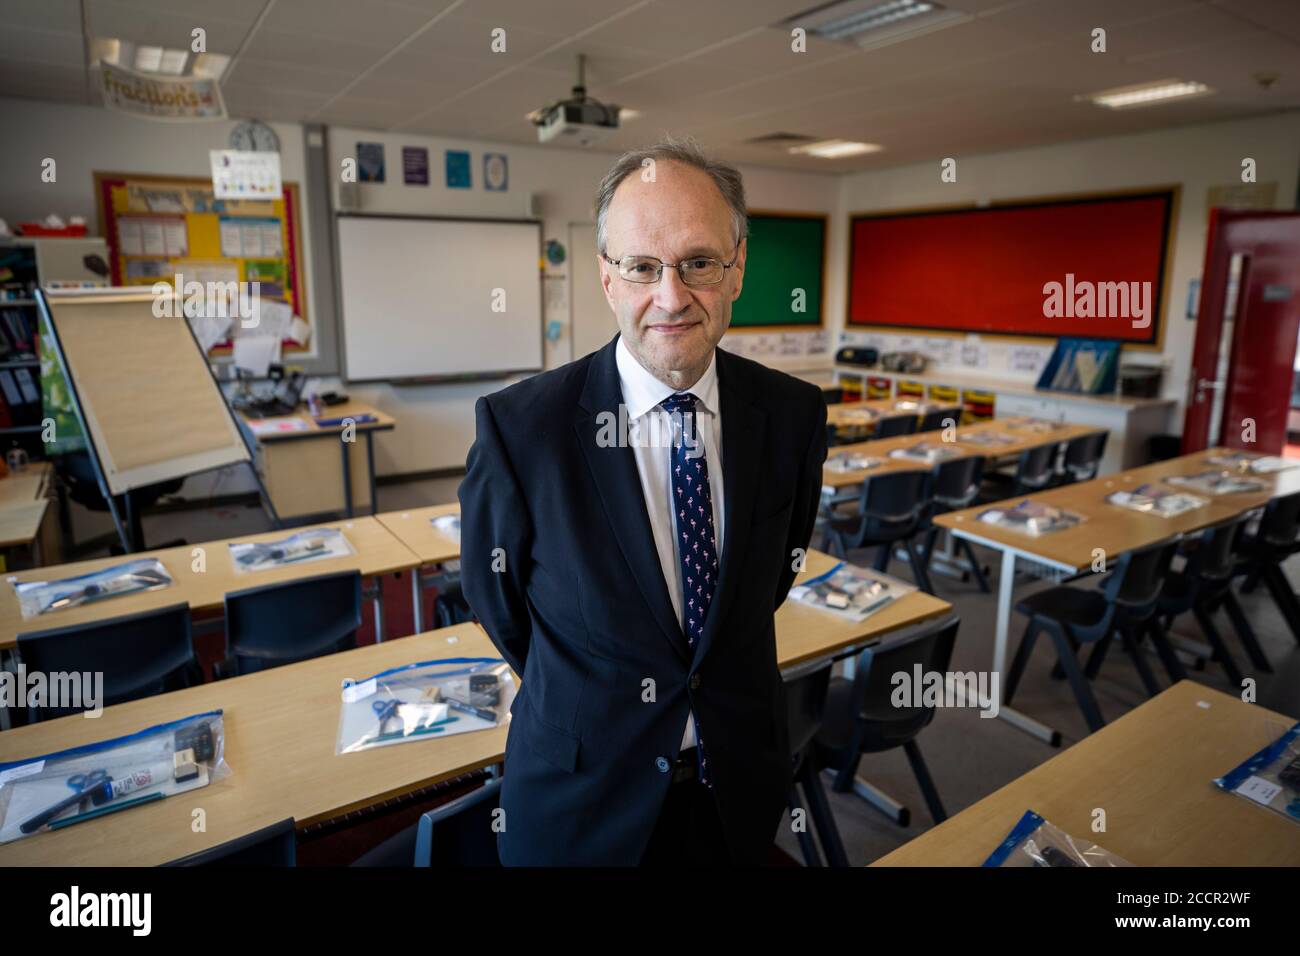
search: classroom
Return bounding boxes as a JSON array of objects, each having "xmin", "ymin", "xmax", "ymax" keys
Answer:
[{"xmin": 0, "ymin": 0, "xmax": 1298, "ymax": 897}]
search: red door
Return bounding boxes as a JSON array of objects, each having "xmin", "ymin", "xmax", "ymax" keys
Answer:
[{"xmin": 1183, "ymin": 210, "xmax": 1300, "ymax": 453}]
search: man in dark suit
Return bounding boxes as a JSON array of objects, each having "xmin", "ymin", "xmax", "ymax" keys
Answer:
[{"xmin": 459, "ymin": 139, "xmax": 827, "ymax": 865}]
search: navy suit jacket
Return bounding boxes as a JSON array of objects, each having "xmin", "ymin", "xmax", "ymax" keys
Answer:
[{"xmin": 458, "ymin": 335, "xmax": 827, "ymax": 865}]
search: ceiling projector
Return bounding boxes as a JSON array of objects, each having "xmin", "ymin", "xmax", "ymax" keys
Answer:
[{"xmin": 530, "ymin": 54, "xmax": 620, "ymax": 147}]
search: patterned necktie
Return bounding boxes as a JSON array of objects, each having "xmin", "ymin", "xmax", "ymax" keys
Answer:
[{"xmin": 661, "ymin": 392, "xmax": 717, "ymax": 787}]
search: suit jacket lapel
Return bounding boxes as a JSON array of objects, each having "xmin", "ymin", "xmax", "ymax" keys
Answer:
[
  {"xmin": 575, "ymin": 337, "xmax": 689, "ymax": 664},
  {"xmin": 693, "ymin": 348, "xmax": 765, "ymax": 667}
]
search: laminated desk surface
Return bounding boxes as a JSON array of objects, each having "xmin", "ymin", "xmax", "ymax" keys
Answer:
[
  {"xmin": 874, "ymin": 681, "xmax": 1300, "ymax": 866},
  {"xmin": 0, "ymin": 516, "xmax": 420, "ymax": 649}
]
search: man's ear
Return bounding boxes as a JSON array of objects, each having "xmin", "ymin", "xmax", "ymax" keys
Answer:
[
  {"xmin": 599, "ymin": 254, "xmax": 617, "ymax": 311},
  {"xmin": 730, "ymin": 236, "xmax": 747, "ymax": 302}
]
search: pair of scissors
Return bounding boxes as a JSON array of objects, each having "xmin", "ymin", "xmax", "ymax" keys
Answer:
[
  {"xmin": 19, "ymin": 770, "xmax": 114, "ymax": 835},
  {"xmin": 372, "ymin": 698, "xmax": 403, "ymax": 736}
]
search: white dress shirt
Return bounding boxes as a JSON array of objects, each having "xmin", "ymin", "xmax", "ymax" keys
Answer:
[{"xmin": 615, "ymin": 336, "xmax": 725, "ymax": 752}]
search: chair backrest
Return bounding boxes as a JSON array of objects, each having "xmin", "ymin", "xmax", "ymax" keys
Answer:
[
  {"xmin": 1257, "ymin": 491, "xmax": 1300, "ymax": 549},
  {"xmin": 852, "ymin": 617, "xmax": 959, "ymax": 731},
  {"xmin": 1187, "ymin": 515, "xmax": 1247, "ymax": 584},
  {"xmin": 783, "ymin": 662, "xmax": 833, "ymax": 757},
  {"xmin": 1103, "ymin": 537, "xmax": 1180, "ymax": 617},
  {"xmin": 1013, "ymin": 444, "xmax": 1057, "ymax": 494},
  {"xmin": 929, "ymin": 455, "xmax": 984, "ymax": 511},
  {"xmin": 415, "ymin": 776, "xmax": 504, "ymax": 867},
  {"xmin": 165, "ymin": 818, "xmax": 296, "ymax": 866},
  {"xmin": 433, "ymin": 578, "xmax": 477, "ymax": 628},
  {"xmin": 17, "ymin": 603, "xmax": 195, "ymax": 721},
  {"xmin": 859, "ymin": 469, "xmax": 930, "ymax": 538},
  {"xmin": 223, "ymin": 570, "xmax": 362, "ymax": 675},
  {"xmin": 917, "ymin": 408, "xmax": 958, "ymax": 434},
  {"xmin": 1061, "ymin": 431, "xmax": 1109, "ymax": 483},
  {"xmin": 875, "ymin": 414, "xmax": 918, "ymax": 438}
]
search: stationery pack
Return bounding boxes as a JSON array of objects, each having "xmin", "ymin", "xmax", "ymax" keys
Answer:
[
  {"xmin": 983, "ymin": 810, "xmax": 1132, "ymax": 867},
  {"xmin": 788, "ymin": 561, "xmax": 915, "ymax": 622},
  {"xmin": 825, "ymin": 452, "xmax": 883, "ymax": 473},
  {"xmin": 889, "ymin": 441, "xmax": 962, "ymax": 464},
  {"xmin": 1213, "ymin": 722, "xmax": 1300, "ymax": 826},
  {"xmin": 229, "ymin": 527, "xmax": 354, "ymax": 573},
  {"xmin": 1106, "ymin": 483, "xmax": 1208, "ymax": 518},
  {"xmin": 0, "ymin": 711, "xmax": 228, "ymax": 844},
  {"xmin": 1206, "ymin": 452, "xmax": 1300, "ymax": 475},
  {"xmin": 337, "ymin": 657, "xmax": 515, "ymax": 754},
  {"xmin": 1167, "ymin": 470, "xmax": 1267, "ymax": 496},
  {"xmin": 979, "ymin": 499, "xmax": 1083, "ymax": 535},
  {"xmin": 9, "ymin": 558, "xmax": 172, "ymax": 620}
]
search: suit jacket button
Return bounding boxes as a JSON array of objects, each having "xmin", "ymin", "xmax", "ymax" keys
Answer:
[
  {"xmin": 689, "ymin": 673, "xmax": 702, "ymax": 690},
  {"xmin": 655, "ymin": 756, "xmax": 671, "ymax": 773}
]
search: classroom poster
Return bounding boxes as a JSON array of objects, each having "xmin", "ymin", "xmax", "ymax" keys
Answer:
[
  {"xmin": 445, "ymin": 150, "xmax": 471, "ymax": 189},
  {"xmin": 357, "ymin": 142, "xmax": 386, "ymax": 182},
  {"xmin": 403, "ymin": 147, "xmax": 429, "ymax": 185}
]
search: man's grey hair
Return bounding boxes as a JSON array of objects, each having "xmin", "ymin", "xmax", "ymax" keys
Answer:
[{"xmin": 594, "ymin": 137, "xmax": 747, "ymax": 255}]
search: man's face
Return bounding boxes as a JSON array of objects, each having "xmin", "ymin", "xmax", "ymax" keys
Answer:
[{"xmin": 599, "ymin": 161, "xmax": 745, "ymax": 381}]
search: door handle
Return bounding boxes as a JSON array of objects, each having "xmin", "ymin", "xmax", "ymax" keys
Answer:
[{"xmin": 1194, "ymin": 378, "xmax": 1224, "ymax": 404}]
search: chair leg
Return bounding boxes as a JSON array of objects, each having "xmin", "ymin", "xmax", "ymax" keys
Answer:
[
  {"xmin": 1119, "ymin": 625, "xmax": 1161, "ymax": 697},
  {"xmin": 1239, "ymin": 570, "xmax": 1259, "ymax": 594},
  {"xmin": 873, "ymin": 543, "xmax": 891, "ymax": 574},
  {"xmin": 1146, "ymin": 616, "xmax": 1188, "ymax": 684},
  {"xmin": 1049, "ymin": 632, "xmax": 1080, "ymax": 681},
  {"xmin": 1048, "ymin": 625, "xmax": 1106, "ymax": 732},
  {"xmin": 958, "ymin": 538, "xmax": 990, "ymax": 593},
  {"xmin": 921, "ymin": 528, "xmax": 939, "ymax": 570},
  {"xmin": 800, "ymin": 761, "xmax": 849, "ymax": 867},
  {"xmin": 1261, "ymin": 565, "xmax": 1300, "ymax": 644},
  {"xmin": 1004, "ymin": 617, "xmax": 1041, "ymax": 705},
  {"xmin": 902, "ymin": 739, "xmax": 947, "ymax": 824},
  {"xmin": 789, "ymin": 784, "xmax": 824, "ymax": 867},
  {"xmin": 904, "ymin": 537, "xmax": 934, "ymax": 594},
  {"xmin": 1191, "ymin": 604, "xmax": 1244, "ymax": 688},
  {"xmin": 1221, "ymin": 589, "xmax": 1273, "ymax": 673},
  {"xmin": 1083, "ymin": 632, "xmax": 1113, "ymax": 679}
]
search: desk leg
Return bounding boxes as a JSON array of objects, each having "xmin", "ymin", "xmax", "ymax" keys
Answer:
[
  {"xmin": 341, "ymin": 440, "xmax": 354, "ymax": 519},
  {"xmin": 411, "ymin": 567, "xmax": 424, "ymax": 634},
  {"xmin": 366, "ymin": 433, "xmax": 377, "ymax": 516},
  {"xmin": 372, "ymin": 577, "xmax": 385, "ymax": 643},
  {"xmin": 945, "ymin": 547, "xmax": 1062, "ymax": 747}
]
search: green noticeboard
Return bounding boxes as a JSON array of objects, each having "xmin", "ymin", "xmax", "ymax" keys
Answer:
[{"xmin": 731, "ymin": 212, "xmax": 825, "ymax": 328}]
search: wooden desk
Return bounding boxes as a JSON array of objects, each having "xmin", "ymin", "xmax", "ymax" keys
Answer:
[
  {"xmin": 932, "ymin": 448, "xmax": 1300, "ymax": 744},
  {"xmin": 0, "ymin": 516, "xmax": 421, "ymax": 651},
  {"xmin": 0, "ymin": 623, "xmax": 504, "ymax": 866},
  {"xmin": 0, "ymin": 550, "xmax": 952, "ymax": 865},
  {"xmin": 822, "ymin": 418, "xmax": 1107, "ymax": 490},
  {"xmin": 242, "ymin": 401, "xmax": 395, "ymax": 520},
  {"xmin": 826, "ymin": 399, "xmax": 962, "ymax": 439},
  {"xmin": 875, "ymin": 681, "xmax": 1300, "ymax": 866},
  {"xmin": 0, "ymin": 462, "xmax": 57, "ymax": 565},
  {"xmin": 374, "ymin": 504, "xmax": 463, "ymax": 633}
]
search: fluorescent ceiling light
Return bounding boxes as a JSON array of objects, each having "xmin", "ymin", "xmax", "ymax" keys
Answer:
[
  {"xmin": 192, "ymin": 53, "xmax": 231, "ymax": 80},
  {"xmin": 619, "ymin": 108, "xmax": 641, "ymax": 120},
  {"xmin": 158, "ymin": 49, "xmax": 190, "ymax": 75},
  {"xmin": 786, "ymin": 0, "xmax": 968, "ymax": 50},
  {"xmin": 133, "ymin": 45, "xmax": 163, "ymax": 72},
  {"xmin": 788, "ymin": 139, "xmax": 882, "ymax": 158},
  {"xmin": 1082, "ymin": 79, "xmax": 1213, "ymax": 109}
]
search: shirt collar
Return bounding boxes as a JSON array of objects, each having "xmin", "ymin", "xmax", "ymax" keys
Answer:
[{"xmin": 615, "ymin": 335, "xmax": 718, "ymax": 420}]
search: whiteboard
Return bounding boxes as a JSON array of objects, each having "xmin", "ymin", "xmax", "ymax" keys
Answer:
[{"xmin": 337, "ymin": 216, "xmax": 543, "ymax": 381}]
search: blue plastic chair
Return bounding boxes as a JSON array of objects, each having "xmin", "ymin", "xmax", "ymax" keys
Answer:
[
  {"xmin": 165, "ymin": 818, "xmax": 296, "ymax": 866},
  {"xmin": 17, "ymin": 603, "xmax": 198, "ymax": 722},
  {"xmin": 216, "ymin": 570, "xmax": 362, "ymax": 677}
]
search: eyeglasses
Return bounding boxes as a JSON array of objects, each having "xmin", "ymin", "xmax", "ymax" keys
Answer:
[{"xmin": 602, "ymin": 241, "xmax": 742, "ymax": 286}]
